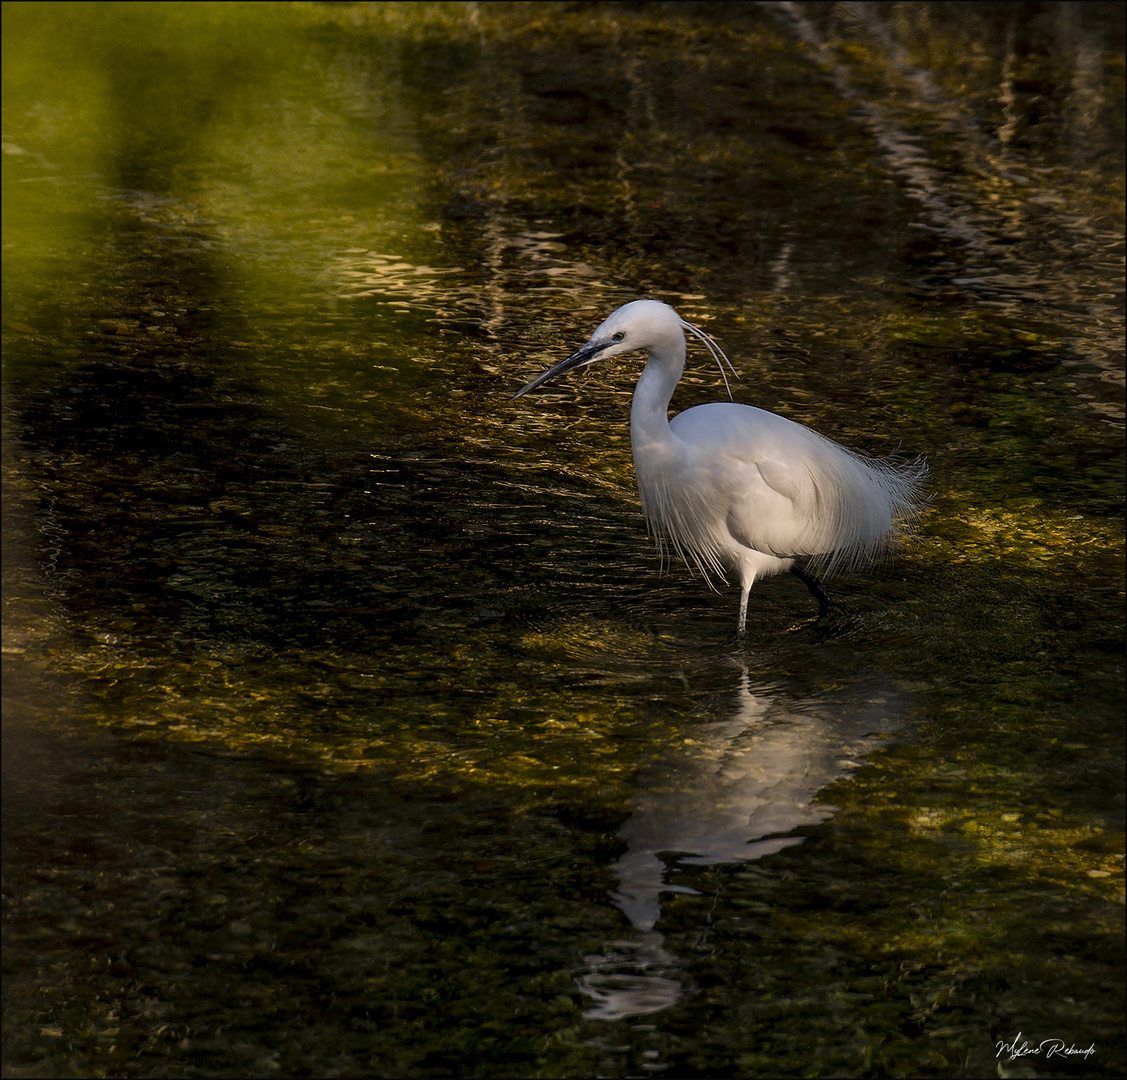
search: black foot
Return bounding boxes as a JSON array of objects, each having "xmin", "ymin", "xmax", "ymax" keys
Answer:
[{"xmin": 789, "ymin": 564, "xmax": 833, "ymax": 617}]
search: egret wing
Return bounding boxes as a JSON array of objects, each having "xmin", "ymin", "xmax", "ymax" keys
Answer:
[
  {"xmin": 667, "ymin": 400, "xmax": 917, "ymax": 572},
  {"xmin": 671, "ymin": 403, "xmax": 825, "ymax": 557},
  {"xmin": 725, "ymin": 457, "xmax": 822, "ymax": 557}
]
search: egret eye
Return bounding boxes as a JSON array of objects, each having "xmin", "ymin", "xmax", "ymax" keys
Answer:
[{"xmin": 612, "ymin": 332, "xmax": 625, "ymax": 341}]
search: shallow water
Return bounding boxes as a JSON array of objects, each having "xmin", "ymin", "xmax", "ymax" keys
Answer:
[{"xmin": 3, "ymin": 2, "xmax": 1123, "ymax": 1077}]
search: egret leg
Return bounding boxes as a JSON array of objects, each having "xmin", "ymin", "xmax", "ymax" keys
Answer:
[
  {"xmin": 735, "ymin": 582, "xmax": 751, "ymax": 637},
  {"xmin": 789, "ymin": 564, "xmax": 832, "ymax": 617}
]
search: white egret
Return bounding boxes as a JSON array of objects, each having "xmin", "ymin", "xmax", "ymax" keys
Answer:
[{"xmin": 514, "ymin": 300, "xmax": 926, "ymax": 635}]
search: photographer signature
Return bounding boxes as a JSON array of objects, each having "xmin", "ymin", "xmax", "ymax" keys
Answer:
[{"xmin": 996, "ymin": 1033, "xmax": 1096, "ymax": 1062}]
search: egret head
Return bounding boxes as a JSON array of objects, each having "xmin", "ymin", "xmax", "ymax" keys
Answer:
[{"xmin": 513, "ymin": 300, "xmax": 733, "ymax": 399}]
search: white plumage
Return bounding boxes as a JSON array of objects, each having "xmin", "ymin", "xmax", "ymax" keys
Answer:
[{"xmin": 514, "ymin": 300, "xmax": 926, "ymax": 634}]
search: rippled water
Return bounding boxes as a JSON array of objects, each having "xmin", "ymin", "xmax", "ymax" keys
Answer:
[{"xmin": 3, "ymin": 3, "xmax": 1123, "ymax": 1076}]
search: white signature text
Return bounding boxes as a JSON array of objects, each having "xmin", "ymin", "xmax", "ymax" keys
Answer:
[{"xmin": 996, "ymin": 1033, "xmax": 1096, "ymax": 1062}]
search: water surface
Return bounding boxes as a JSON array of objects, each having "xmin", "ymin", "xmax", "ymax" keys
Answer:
[{"xmin": 3, "ymin": 2, "xmax": 1123, "ymax": 1076}]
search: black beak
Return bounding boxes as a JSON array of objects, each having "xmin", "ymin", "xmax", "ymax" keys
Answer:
[{"xmin": 512, "ymin": 340, "xmax": 611, "ymax": 399}]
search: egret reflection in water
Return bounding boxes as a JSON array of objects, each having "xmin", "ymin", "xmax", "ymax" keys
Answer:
[{"xmin": 579, "ymin": 670, "xmax": 904, "ymax": 1021}]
